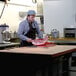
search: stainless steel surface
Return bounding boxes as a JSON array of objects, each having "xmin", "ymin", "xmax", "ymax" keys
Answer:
[{"xmin": 0, "ymin": 42, "xmax": 20, "ymax": 48}]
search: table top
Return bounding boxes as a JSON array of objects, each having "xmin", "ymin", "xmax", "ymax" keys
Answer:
[{"xmin": 0, "ymin": 45, "xmax": 76, "ymax": 57}]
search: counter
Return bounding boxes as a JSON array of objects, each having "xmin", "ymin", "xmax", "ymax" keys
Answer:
[
  {"xmin": 0, "ymin": 45, "xmax": 76, "ymax": 76},
  {"xmin": 0, "ymin": 42, "xmax": 20, "ymax": 49},
  {"xmin": 0, "ymin": 45, "xmax": 76, "ymax": 57},
  {"xmin": 49, "ymin": 38, "xmax": 76, "ymax": 45}
]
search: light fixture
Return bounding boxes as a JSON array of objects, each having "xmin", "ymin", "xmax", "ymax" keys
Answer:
[
  {"xmin": 32, "ymin": 0, "xmax": 37, "ymax": 3},
  {"xmin": 0, "ymin": 0, "xmax": 10, "ymax": 4}
]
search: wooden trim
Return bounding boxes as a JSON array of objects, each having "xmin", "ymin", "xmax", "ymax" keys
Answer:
[{"xmin": 52, "ymin": 48, "xmax": 76, "ymax": 57}]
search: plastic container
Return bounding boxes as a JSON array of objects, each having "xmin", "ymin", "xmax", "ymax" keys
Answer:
[{"xmin": 51, "ymin": 29, "xmax": 59, "ymax": 38}]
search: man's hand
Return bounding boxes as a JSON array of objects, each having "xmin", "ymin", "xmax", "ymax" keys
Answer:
[{"xmin": 26, "ymin": 38, "xmax": 32, "ymax": 42}]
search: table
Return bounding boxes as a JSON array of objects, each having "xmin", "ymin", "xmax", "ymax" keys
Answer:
[{"xmin": 0, "ymin": 45, "xmax": 76, "ymax": 76}]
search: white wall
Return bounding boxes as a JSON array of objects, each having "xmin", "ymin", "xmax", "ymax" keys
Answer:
[
  {"xmin": 73, "ymin": 0, "xmax": 76, "ymax": 24},
  {"xmin": 43, "ymin": 0, "xmax": 76, "ymax": 37},
  {"xmin": 0, "ymin": 1, "xmax": 37, "ymax": 32}
]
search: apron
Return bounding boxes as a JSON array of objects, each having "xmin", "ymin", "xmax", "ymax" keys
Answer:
[{"xmin": 20, "ymin": 22, "xmax": 37, "ymax": 47}]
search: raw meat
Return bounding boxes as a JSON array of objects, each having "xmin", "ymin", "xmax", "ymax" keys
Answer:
[{"xmin": 32, "ymin": 36, "xmax": 48, "ymax": 46}]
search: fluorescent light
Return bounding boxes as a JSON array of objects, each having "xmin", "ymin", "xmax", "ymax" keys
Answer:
[{"xmin": 7, "ymin": 0, "xmax": 37, "ymax": 6}]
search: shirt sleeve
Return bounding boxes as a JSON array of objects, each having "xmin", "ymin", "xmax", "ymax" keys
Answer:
[
  {"xmin": 35, "ymin": 22, "xmax": 43, "ymax": 39},
  {"xmin": 17, "ymin": 22, "xmax": 29, "ymax": 41}
]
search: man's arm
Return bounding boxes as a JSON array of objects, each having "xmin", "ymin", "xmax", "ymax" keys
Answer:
[{"xmin": 17, "ymin": 22, "xmax": 29, "ymax": 41}]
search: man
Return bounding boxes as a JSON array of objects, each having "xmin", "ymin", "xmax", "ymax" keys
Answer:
[{"xmin": 17, "ymin": 10, "xmax": 43, "ymax": 47}]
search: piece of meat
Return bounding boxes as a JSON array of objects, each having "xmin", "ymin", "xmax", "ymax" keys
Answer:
[{"xmin": 32, "ymin": 36, "xmax": 48, "ymax": 46}]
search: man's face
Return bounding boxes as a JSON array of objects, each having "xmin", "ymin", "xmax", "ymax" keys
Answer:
[{"xmin": 27, "ymin": 15, "xmax": 35, "ymax": 22}]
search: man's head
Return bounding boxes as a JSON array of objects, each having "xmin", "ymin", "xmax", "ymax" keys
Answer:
[{"xmin": 27, "ymin": 10, "xmax": 36, "ymax": 22}]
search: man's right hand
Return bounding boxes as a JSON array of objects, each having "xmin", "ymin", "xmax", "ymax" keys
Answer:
[{"xmin": 26, "ymin": 38, "xmax": 32, "ymax": 42}]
